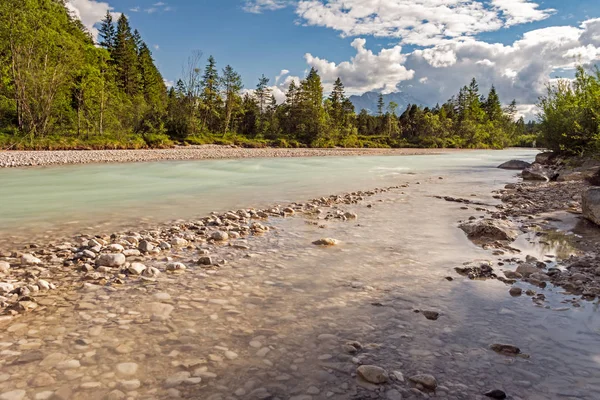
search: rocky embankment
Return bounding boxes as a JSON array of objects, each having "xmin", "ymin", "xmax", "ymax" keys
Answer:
[
  {"xmin": 0, "ymin": 146, "xmax": 453, "ymax": 168},
  {"xmin": 455, "ymin": 151, "xmax": 600, "ymax": 304}
]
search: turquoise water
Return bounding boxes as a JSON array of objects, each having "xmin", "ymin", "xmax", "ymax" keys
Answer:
[{"xmin": 0, "ymin": 149, "xmax": 538, "ymax": 243}]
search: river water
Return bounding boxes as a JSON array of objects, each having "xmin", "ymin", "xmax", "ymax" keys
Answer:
[{"xmin": 1, "ymin": 149, "xmax": 600, "ymax": 400}]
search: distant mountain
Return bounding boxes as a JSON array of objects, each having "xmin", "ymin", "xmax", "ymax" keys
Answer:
[{"xmin": 348, "ymin": 91, "xmax": 426, "ymax": 115}]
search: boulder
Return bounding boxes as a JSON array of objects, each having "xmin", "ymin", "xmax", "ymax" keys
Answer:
[
  {"xmin": 459, "ymin": 219, "xmax": 519, "ymax": 243},
  {"xmin": 96, "ymin": 253, "xmax": 126, "ymax": 268},
  {"xmin": 535, "ymin": 152, "xmax": 553, "ymax": 165},
  {"xmin": 522, "ymin": 164, "xmax": 551, "ymax": 181},
  {"xmin": 582, "ymin": 187, "xmax": 600, "ymax": 226},
  {"xmin": 498, "ymin": 160, "xmax": 531, "ymax": 170}
]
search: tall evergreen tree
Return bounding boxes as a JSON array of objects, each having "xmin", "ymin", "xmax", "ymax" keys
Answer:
[
  {"xmin": 200, "ymin": 56, "xmax": 221, "ymax": 132},
  {"xmin": 113, "ymin": 14, "xmax": 139, "ymax": 96},
  {"xmin": 220, "ymin": 65, "xmax": 243, "ymax": 134},
  {"xmin": 255, "ymin": 74, "xmax": 271, "ymax": 115},
  {"xmin": 377, "ymin": 93, "xmax": 385, "ymax": 116},
  {"xmin": 98, "ymin": 11, "xmax": 116, "ymax": 50}
]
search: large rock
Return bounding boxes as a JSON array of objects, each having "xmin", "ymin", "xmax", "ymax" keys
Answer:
[
  {"xmin": 522, "ymin": 164, "xmax": 552, "ymax": 181},
  {"xmin": 96, "ymin": 253, "xmax": 126, "ymax": 268},
  {"xmin": 582, "ymin": 187, "xmax": 600, "ymax": 226},
  {"xmin": 459, "ymin": 219, "xmax": 519, "ymax": 243},
  {"xmin": 498, "ymin": 160, "xmax": 531, "ymax": 170},
  {"xmin": 535, "ymin": 152, "xmax": 553, "ymax": 165}
]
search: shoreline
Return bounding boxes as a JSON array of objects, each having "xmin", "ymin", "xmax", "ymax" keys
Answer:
[{"xmin": 0, "ymin": 146, "xmax": 471, "ymax": 168}]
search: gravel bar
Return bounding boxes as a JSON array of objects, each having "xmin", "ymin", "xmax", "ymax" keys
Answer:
[{"xmin": 0, "ymin": 145, "xmax": 459, "ymax": 168}]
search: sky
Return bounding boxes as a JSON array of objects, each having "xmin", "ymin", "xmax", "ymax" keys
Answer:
[{"xmin": 66, "ymin": 0, "xmax": 600, "ymax": 119}]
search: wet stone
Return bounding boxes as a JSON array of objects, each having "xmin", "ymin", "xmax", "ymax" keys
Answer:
[{"xmin": 357, "ymin": 365, "xmax": 389, "ymax": 384}]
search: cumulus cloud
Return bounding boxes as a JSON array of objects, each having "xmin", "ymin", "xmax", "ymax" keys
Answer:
[
  {"xmin": 243, "ymin": 0, "xmax": 289, "ymax": 14},
  {"xmin": 293, "ymin": 0, "xmax": 553, "ymax": 46},
  {"xmin": 66, "ymin": 0, "xmax": 115, "ymax": 39},
  {"xmin": 305, "ymin": 38, "xmax": 414, "ymax": 94},
  {"xmin": 491, "ymin": 0, "xmax": 555, "ymax": 26}
]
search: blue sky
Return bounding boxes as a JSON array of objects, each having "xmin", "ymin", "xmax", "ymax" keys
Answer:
[{"xmin": 68, "ymin": 0, "xmax": 600, "ymax": 117}]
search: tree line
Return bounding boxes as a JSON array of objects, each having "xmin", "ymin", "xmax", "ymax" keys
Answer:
[{"xmin": 0, "ymin": 0, "xmax": 535, "ymax": 150}]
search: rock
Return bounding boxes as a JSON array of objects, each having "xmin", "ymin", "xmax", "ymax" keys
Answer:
[
  {"xmin": 147, "ymin": 302, "xmax": 174, "ymax": 321},
  {"xmin": 138, "ymin": 240, "xmax": 154, "ymax": 253},
  {"xmin": 171, "ymin": 237, "xmax": 188, "ymax": 247},
  {"xmin": 535, "ymin": 152, "xmax": 553, "ymax": 165},
  {"xmin": 484, "ymin": 389, "xmax": 507, "ymax": 399},
  {"xmin": 107, "ymin": 244, "xmax": 124, "ymax": 252},
  {"xmin": 0, "ymin": 261, "xmax": 10, "ymax": 273},
  {"xmin": 96, "ymin": 253, "xmax": 126, "ymax": 267},
  {"xmin": 357, "ymin": 365, "xmax": 389, "ymax": 384},
  {"xmin": 142, "ymin": 266, "xmax": 161, "ymax": 278},
  {"xmin": 29, "ymin": 372, "xmax": 56, "ymax": 387},
  {"xmin": 0, "ymin": 390, "xmax": 26, "ymax": 400},
  {"xmin": 21, "ymin": 253, "xmax": 42, "ymax": 265},
  {"xmin": 455, "ymin": 263, "xmax": 496, "ymax": 280},
  {"xmin": 408, "ymin": 374, "xmax": 438, "ymax": 390},
  {"xmin": 123, "ymin": 249, "xmax": 140, "ymax": 257},
  {"xmin": 344, "ymin": 212, "xmax": 358, "ymax": 219},
  {"xmin": 522, "ymin": 164, "xmax": 551, "ymax": 181},
  {"xmin": 128, "ymin": 263, "xmax": 146, "ymax": 275},
  {"xmin": 116, "ymin": 362, "xmax": 138, "ymax": 377},
  {"xmin": 224, "ymin": 351, "xmax": 238, "ymax": 360},
  {"xmin": 211, "ymin": 231, "xmax": 229, "ymax": 241},
  {"xmin": 459, "ymin": 219, "xmax": 519, "ymax": 243},
  {"xmin": 118, "ymin": 380, "xmax": 141, "ymax": 391},
  {"xmin": 422, "ymin": 310, "xmax": 440, "ymax": 320},
  {"xmin": 55, "ymin": 359, "xmax": 80, "ymax": 370},
  {"xmin": 198, "ymin": 256, "xmax": 213, "ymax": 266},
  {"xmin": 582, "ymin": 187, "xmax": 600, "ymax": 226},
  {"xmin": 312, "ymin": 238, "xmax": 339, "ymax": 246},
  {"xmin": 515, "ymin": 263, "xmax": 539, "ymax": 278},
  {"xmin": 0, "ymin": 282, "xmax": 14, "ymax": 294},
  {"xmin": 490, "ymin": 343, "xmax": 521, "ymax": 356},
  {"xmin": 166, "ymin": 262, "xmax": 186, "ymax": 272},
  {"xmin": 105, "ymin": 390, "xmax": 127, "ymax": 400},
  {"xmin": 164, "ymin": 371, "xmax": 191, "ymax": 388},
  {"xmin": 509, "ymin": 287, "xmax": 522, "ymax": 297},
  {"xmin": 498, "ymin": 160, "xmax": 531, "ymax": 170}
]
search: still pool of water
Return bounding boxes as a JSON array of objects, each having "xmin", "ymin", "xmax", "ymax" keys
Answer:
[{"xmin": 0, "ymin": 149, "xmax": 538, "ymax": 246}]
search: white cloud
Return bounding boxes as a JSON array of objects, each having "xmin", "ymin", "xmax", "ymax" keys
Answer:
[
  {"xmin": 491, "ymin": 0, "xmax": 555, "ymax": 26},
  {"xmin": 243, "ymin": 0, "xmax": 289, "ymax": 14},
  {"xmin": 153, "ymin": 44, "xmax": 160, "ymax": 50},
  {"xmin": 66, "ymin": 0, "xmax": 115, "ymax": 40},
  {"xmin": 305, "ymin": 38, "xmax": 414, "ymax": 94},
  {"xmin": 293, "ymin": 0, "xmax": 554, "ymax": 46},
  {"xmin": 130, "ymin": 7, "xmax": 140, "ymax": 12},
  {"xmin": 275, "ymin": 69, "xmax": 290, "ymax": 83},
  {"xmin": 164, "ymin": 79, "xmax": 175, "ymax": 88}
]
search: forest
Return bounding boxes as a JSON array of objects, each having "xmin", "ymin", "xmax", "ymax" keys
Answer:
[{"xmin": 0, "ymin": 0, "xmax": 581, "ymax": 152}]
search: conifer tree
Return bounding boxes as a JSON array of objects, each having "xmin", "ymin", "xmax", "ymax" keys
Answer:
[
  {"xmin": 221, "ymin": 65, "xmax": 243, "ymax": 134},
  {"xmin": 98, "ymin": 11, "xmax": 116, "ymax": 50},
  {"xmin": 113, "ymin": 14, "xmax": 139, "ymax": 96}
]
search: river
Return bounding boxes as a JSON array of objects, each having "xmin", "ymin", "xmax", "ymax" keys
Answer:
[{"xmin": 1, "ymin": 149, "xmax": 599, "ymax": 400}]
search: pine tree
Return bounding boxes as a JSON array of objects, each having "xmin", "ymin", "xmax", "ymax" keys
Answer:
[
  {"xmin": 113, "ymin": 14, "xmax": 139, "ymax": 96},
  {"xmin": 98, "ymin": 11, "xmax": 115, "ymax": 50},
  {"xmin": 377, "ymin": 93, "xmax": 385, "ymax": 116},
  {"xmin": 138, "ymin": 42, "xmax": 166, "ymax": 108},
  {"xmin": 221, "ymin": 65, "xmax": 243, "ymax": 134},
  {"xmin": 484, "ymin": 85, "xmax": 502, "ymax": 121},
  {"xmin": 200, "ymin": 55, "xmax": 221, "ymax": 132},
  {"xmin": 328, "ymin": 77, "xmax": 346, "ymax": 127},
  {"xmin": 255, "ymin": 74, "xmax": 271, "ymax": 115}
]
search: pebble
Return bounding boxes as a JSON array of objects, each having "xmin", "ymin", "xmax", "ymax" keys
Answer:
[
  {"xmin": 409, "ymin": 374, "xmax": 438, "ymax": 390},
  {"xmin": 116, "ymin": 362, "xmax": 138, "ymax": 377}
]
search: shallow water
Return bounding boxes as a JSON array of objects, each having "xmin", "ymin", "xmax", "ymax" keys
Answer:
[
  {"xmin": 0, "ymin": 150, "xmax": 537, "ymax": 247},
  {"xmin": 1, "ymin": 149, "xmax": 600, "ymax": 400}
]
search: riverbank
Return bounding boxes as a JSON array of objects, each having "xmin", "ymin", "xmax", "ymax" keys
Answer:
[{"xmin": 0, "ymin": 146, "xmax": 459, "ymax": 168}]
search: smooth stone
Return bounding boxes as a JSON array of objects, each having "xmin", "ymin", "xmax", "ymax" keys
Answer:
[
  {"xmin": 96, "ymin": 253, "xmax": 126, "ymax": 267},
  {"xmin": 0, "ymin": 391, "xmax": 26, "ymax": 400},
  {"xmin": 164, "ymin": 372, "xmax": 191, "ymax": 388},
  {"xmin": 116, "ymin": 362, "xmax": 138, "ymax": 377},
  {"xmin": 408, "ymin": 374, "xmax": 438, "ymax": 390},
  {"xmin": 357, "ymin": 365, "xmax": 389, "ymax": 384}
]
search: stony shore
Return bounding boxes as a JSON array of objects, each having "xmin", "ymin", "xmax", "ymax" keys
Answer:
[
  {"xmin": 0, "ymin": 146, "xmax": 457, "ymax": 168},
  {"xmin": 452, "ymin": 153, "xmax": 600, "ymax": 306}
]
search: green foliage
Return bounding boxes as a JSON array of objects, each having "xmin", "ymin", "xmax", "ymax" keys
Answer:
[{"xmin": 539, "ymin": 66, "xmax": 600, "ymax": 155}]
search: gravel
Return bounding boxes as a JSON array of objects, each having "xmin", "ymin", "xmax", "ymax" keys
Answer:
[{"xmin": 0, "ymin": 145, "xmax": 455, "ymax": 168}]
